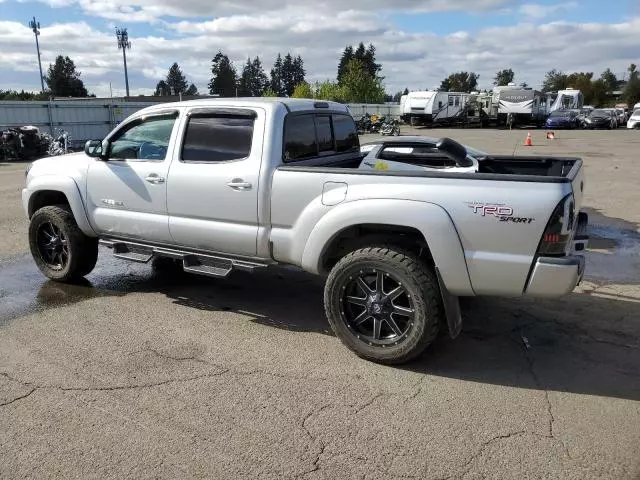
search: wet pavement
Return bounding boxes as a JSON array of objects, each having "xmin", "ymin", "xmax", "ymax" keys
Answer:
[{"xmin": 2, "ymin": 131, "xmax": 640, "ymax": 479}]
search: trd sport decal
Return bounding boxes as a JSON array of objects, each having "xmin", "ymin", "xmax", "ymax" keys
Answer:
[{"xmin": 467, "ymin": 202, "xmax": 534, "ymax": 224}]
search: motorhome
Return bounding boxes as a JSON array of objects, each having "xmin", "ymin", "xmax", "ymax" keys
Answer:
[
  {"xmin": 549, "ymin": 88, "xmax": 584, "ymax": 112},
  {"xmin": 497, "ymin": 88, "xmax": 549, "ymax": 126}
]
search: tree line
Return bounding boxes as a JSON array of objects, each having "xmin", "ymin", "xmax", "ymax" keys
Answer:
[
  {"xmin": 151, "ymin": 43, "xmax": 386, "ymax": 104},
  {"xmin": 2, "ymin": 50, "xmax": 640, "ymax": 109}
]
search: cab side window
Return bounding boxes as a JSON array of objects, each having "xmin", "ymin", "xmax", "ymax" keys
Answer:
[
  {"xmin": 181, "ymin": 113, "xmax": 255, "ymax": 163},
  {"xmin": 109, "ymin": 112, "xmax": 178, "ymax": 161}
]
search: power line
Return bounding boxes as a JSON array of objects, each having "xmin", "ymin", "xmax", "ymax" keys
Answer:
[
  {"xmin": 29, "ymin": 17, "xmax": 45, "ymax": 93},
  {"xmin": 115, "ymin": 27, "xmax": 132, "ymax": 97}
]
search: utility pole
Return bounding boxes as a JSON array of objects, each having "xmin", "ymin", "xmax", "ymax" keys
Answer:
[
  {"xmin": 29, "ymin": 17, "xmax": 45, "ymax": 92},
  {"xmin": 115, "ymin": 27, "xmax": 131, "ymax": 97}
]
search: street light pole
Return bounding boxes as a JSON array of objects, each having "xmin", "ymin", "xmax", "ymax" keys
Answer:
[
  {"xmin": 29, "ymin": 17, "xmax": 45, "ymax": 92},
  {"xmin": 115, "ymin": 27, "xmax": 131, "ymax": 97}
]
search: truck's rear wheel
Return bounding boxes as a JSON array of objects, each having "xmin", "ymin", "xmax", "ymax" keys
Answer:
[
  {"xmin": 324, "ymin": 246, "xmax": 443, "ymax": 364},
  {"xmin": 29, "ymin": 205, "xmax": 98, "ymax": 282}
]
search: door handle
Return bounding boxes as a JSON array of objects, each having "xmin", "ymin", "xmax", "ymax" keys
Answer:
[
  {"xmin": 145, "ymin": 174, "xmax": 165, "ymax": 184},
  {"xmin": 227, "ymin": 179, "xmax": 252, "ymax": 190}
]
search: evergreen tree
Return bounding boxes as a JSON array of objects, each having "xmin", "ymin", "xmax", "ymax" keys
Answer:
[
  {"xmin": 292, "ymin": 55, "xmax": 306, "ymax": 93},
  {"xmin": 185, "ymin": 83, "xmax": 199, "ymax": 96},
  {"xmin": 166, "ymin": 62, "xmax": 188, "ymax": 95},
  {"xmin": 281, "ymin": 53, "xmax": 295, "ymax": 97},
  {"xmin": 45, "ymin": 55, "xmax": 89, "ymax": 97},
  {"xmin": 270, "ymin": 54, "xmax": 284, "ymax": 96},
  {"xmin": 208, "ymin": 51, "xmax": 238, "ymax": 97},
  {"xmin": 239, "ymin": 57, "xmax": 269, "ymax": 96},
  {"xmin": 337, "ymin": 46, "xmax": 354, "ymax": 83},
  {"xmin": 153, "ymin": 80, "xmax": 171, "ymax": 96}
]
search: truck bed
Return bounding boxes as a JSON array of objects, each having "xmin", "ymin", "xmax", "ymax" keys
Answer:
[{"xmin": 280, "ymin": 155, "xmax": 582, "ymax": 183}]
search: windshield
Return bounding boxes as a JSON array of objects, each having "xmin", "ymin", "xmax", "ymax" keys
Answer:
[
  {"xmin": 590, "ymin": 110, "xmax": 609, "ymax": 118},
  {"xmin": 549, "ymin": 111, "xmax": 570, "ymax": 118},
  {"xmin": 632, "ymin": 109, "xmax": 640, "ymax": 118}
]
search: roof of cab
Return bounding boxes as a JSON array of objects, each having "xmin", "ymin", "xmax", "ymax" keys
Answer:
[{"xmin": 138, "ymin": 97, "xmax": 351, "ymax": 115}]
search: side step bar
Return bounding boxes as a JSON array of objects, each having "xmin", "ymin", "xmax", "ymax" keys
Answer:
[{"xmin": 99, "ymin": 239, "xmax": 269, "ymax": 278}]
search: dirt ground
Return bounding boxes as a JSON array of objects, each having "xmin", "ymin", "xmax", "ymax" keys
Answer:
[{"xmin": 0, "ymin": 128, "xmax": 638, "ymax": 479}]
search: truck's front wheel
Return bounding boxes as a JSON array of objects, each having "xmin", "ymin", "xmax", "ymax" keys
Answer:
[
  {"xmin": 324, "ymin": 247, "xmax": 443, "ymax": 365},
  {"xmin": 29, "ymin": 205, "xmax": 98, "ymax": 282}
]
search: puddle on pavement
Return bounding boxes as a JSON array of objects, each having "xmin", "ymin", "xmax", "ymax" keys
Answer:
[
  {"xmin": 584, "ymin": 211, "xmax": 640, "ymax": 284},
  {"xmin": 0, "ymin": 251, "xmax": 191, "ymax": 325}
]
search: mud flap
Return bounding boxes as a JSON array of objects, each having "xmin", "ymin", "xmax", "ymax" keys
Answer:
[{"xmin": 435, "ymin": 267, "xmax": 463, "ymax": 339}]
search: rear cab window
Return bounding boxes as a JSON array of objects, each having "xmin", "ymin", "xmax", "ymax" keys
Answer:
[{"xmin": 283, "ymin": 112, "xmax": 359, "ymax": 163}]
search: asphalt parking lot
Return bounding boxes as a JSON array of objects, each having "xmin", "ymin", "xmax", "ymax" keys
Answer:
[{"xmin": 1, "ymin": 127, "xmax": 639, "ymax": 479}]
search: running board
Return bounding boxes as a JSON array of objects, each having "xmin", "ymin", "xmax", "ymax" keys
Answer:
[{"xmin": 99, "ymin": 239, "xmax": 268, "ymax": 277}]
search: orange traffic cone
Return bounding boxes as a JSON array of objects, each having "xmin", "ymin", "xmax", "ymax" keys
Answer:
[
  {"xmin": 524, "ymin": 132, "xmax": 533, "ymax": 146},
  {"xmin": 546, "ymin": 131, "xmax": 555, "ymax": 140}
]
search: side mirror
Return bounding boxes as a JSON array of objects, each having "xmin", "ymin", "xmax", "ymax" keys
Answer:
[{"xmin": 84, "ymin": 140, "xmax": 106, "ymax": 159}]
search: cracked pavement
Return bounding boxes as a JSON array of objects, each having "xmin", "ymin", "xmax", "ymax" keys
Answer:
[{"xmin": 1, "ymin": 129, "xmax": 640, "ymax": 479}]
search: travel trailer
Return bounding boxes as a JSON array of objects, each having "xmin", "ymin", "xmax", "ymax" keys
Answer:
[
  {"xmin": 549, "ymin": 88, "xmax": 584, "ymax": 112},
  {"xmin": 497, "ymin": 88, "xmax": 549, "ymax": 126},
  {"xmin": 400, "ymin": 90, "xmax": 472, "ymax": 126},
  {"xmin": 400, "ymin": 91, "xmax": 435, "ymax": 125}
]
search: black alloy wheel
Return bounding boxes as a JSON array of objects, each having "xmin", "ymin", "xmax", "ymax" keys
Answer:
[
  {"xmin": 324, "ymin": 246, "xmax": 444, "ymax": 364},
  {"xmin": 341, "ymin": 268, "xmax": 414, "ymax": 346},
  {"xmin": 36, "ymin": 221, "xmax": 69, "ymax": 270}
]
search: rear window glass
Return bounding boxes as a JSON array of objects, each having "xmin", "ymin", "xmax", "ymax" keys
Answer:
[
  {"xmin": 284, "ymin": 115, "xmax": 317, "ymax": 161},
  {"xmin": 182, "ymin": 116, "xmax": 254, "ymax": 162},
  {"xmin": 316, "ymin": 116, "xmax": 333, "ymax": 153},
  {"xmin": 283, "ymin": 113, "xmax": 359, "ymax": 162},
  {"xmin": 333, "ymin": 115, "xmax": 359, "ymax": 153}
]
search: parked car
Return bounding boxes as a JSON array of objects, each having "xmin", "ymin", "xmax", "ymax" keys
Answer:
[
  {"xmin": 614, "ymin": 108, "xmax": 627, "ymax": 126},
  {"xmin": 21, "ymin": 98, "xmax": 589, "ymax": 365},
  {"xmin": 627, "ymin": 109, "xmax": 640, "ymax": 129},
  {"xmin": 545, "ymin": 109, "xmax": 582, "ymax": 129},
  {"xmin": 584, "ymin": 109, "xmax": 617, "ymax": 129}
]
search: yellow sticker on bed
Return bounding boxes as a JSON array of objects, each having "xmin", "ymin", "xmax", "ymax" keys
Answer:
[{"xmin": 374, "ymin": 160, "xmax": 389, "ymax": 171}]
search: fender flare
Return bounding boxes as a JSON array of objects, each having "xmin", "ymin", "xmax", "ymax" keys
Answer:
[
  {"xmin": 300, "ymin": 198, "xmax": 474, "ymax": 296},
  {"xmin": 25, "ymin": 176, "xmax": 96, "ymax": 236}
]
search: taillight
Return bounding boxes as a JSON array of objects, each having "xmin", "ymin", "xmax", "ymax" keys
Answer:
[{"xmin": 537, "ymin": 194, "xmax": 574, "ymax": 256}]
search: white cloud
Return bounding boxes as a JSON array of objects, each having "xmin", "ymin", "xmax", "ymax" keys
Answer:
[
  {"xmin": 519, "ymin": 2, "xmax": 578, "ymax": 20},
  {"xmin": 1, "ymin": 7, "xmax": 639, "ymax": 96},
  {"xmin": 29, "ymin": 0, "xmax": 513, "ymax": 22}
]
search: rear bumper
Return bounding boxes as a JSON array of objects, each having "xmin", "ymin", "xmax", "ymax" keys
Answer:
[{"xmin": 524, "ymin": 255, "xmax": 586, "ymax": 298}]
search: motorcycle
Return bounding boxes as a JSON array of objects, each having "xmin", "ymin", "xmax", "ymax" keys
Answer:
[
  {"xmin": 46, "ymin": 128, "xmax": 71, "ymax": 156},
  {"xmin": 356, "ymin": 113, "xmax": 372, "ymax": 134},
  {"xmin": 369, "ymin": 114, "xmax": 386, "ymax": 134},
  {"xmin": 379, "ymin": 118, "xmax": 400, "ymax": 136}
]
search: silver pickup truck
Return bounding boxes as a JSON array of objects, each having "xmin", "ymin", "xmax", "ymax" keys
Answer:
[{"xmin": 22, "ymin": 98, "xmax": 588, "ymax": 364}]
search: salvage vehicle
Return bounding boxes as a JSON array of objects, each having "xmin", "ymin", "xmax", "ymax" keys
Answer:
[{"xmin": 22, "ymin": 98, "xmax": 589, "ymax": 364}]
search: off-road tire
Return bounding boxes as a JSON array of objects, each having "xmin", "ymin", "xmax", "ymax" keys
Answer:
[
  {"xmin": 29, "ymin": 204, "xmax": 98, "ymax": 282},
  {"xmin": 324, "ymin": 246, "xmax": 444, "ymax": 365}
]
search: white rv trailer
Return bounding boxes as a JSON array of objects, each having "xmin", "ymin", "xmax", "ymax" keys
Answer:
[
  {"xmin": 401, "ymin": 90, "xmax": 472, "ymax": 126},
  {"xmin": 400, "ymin": 91, "xmax": 436, "ymax": 125},
  {"xmin": 549, "ymin": 88, "xmax": 584, "ymax": 112},
  {"xmin": 497, "ymin": 88, "xmax": 549, "ymax": 126}
]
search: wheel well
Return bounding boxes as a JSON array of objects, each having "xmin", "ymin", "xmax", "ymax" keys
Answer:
[
  {"xmin": 321, "ymin": 224, "xmax": 433, "ymax": 273},
  {"xmin": 29, "ymin": 190, "xmax": 70, "ymax": 218}
]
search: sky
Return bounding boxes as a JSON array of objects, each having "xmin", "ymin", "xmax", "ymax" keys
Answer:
[{"xmin": 1, "ymin": 0, "xmax": 639, "ymax": 97}]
